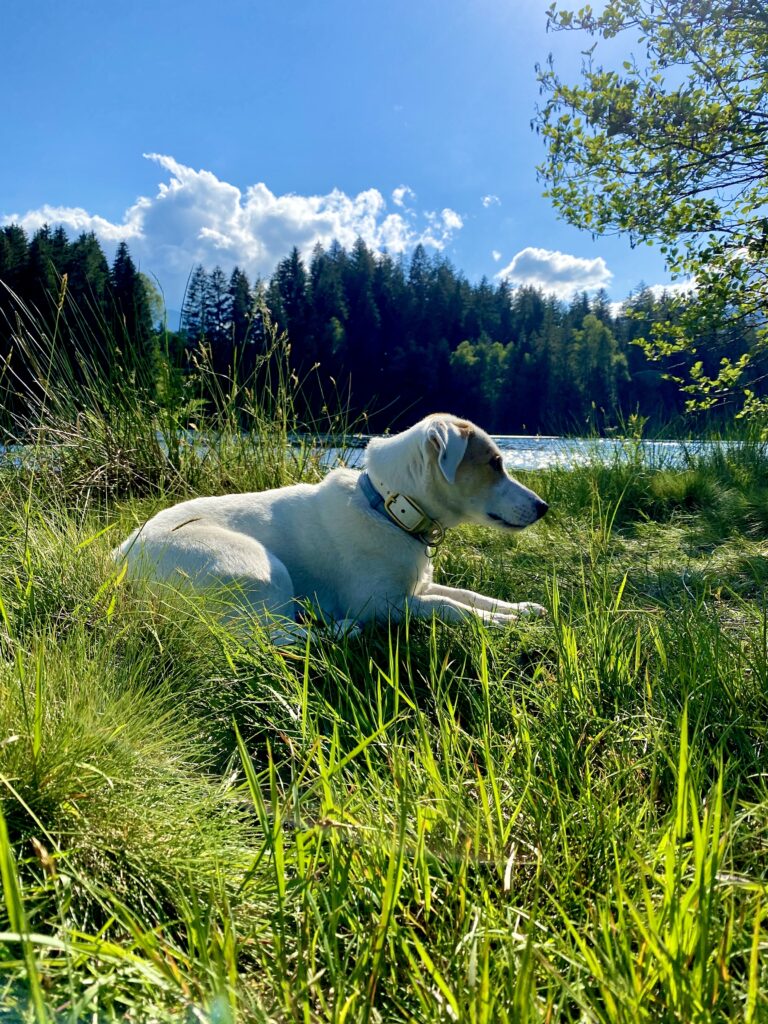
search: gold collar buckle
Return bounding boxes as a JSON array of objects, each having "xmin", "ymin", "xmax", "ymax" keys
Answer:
[{"xmin": 384, "ymin": 492, "xmax": 445, "ymax": 551}]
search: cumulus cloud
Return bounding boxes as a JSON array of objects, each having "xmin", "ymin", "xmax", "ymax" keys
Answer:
[
  {"xmin": 481, "ymin": 194, "xmax": 501, "ymax": 208},
  {"xmin": 491, "ymin": 249, "xmax": 502, "ymax": 262},
  {"xmin": 5, "ymin": 204, "xmax": 144, "ymax": 243},
  {"xmin": 2, "ymin": 154, "xmax": 464, "ymax": 305},
  {"xmin": 496, "ymin": 246, "xmax": 612, "ymax": 298},
  {"xmin": 392, "ymin": 185, "xmax": 416, "ymax": 208}
]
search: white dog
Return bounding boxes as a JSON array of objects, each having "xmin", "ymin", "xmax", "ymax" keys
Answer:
[{"xmin": 114, "ymin": 414, "xmax": 548, "ymax": 642}]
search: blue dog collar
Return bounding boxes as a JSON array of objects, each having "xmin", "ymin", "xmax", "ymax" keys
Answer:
[
  {"xmin": 358, "ymin": 472, "xmax": 445, "ymax": 549},
  {"xmin": 359, "ymin": 470, "xmax": 387, "ymax": 515}
]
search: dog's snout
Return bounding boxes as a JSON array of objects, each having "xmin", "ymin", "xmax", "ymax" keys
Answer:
[{"xmin": 535, "ymin": 499, "xmax": 548, "ymax": 521}]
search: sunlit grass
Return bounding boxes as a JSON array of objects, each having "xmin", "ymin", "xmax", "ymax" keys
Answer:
[
  {"xmin": 0, "ymin": 290, "xmax": 766, "ymax": 1020},
  {"xmin": 1, "ymin": 434, "xmax": 767, "ymax": 1021}
]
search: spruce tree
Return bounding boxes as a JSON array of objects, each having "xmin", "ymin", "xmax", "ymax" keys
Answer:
[
  {"xmin": 228, "ymin": 267, "xmax": 252, "ymax": 350},
  {"xmin": 0, "ymin": 225, "xmax": 30, "ymax": 297},
  {"xmin": 181, "ymin": 265, "xmax": 210, "ymax": 349},
  {"xmin": 205, "ymin": 266, "xmax": 233, "ymax": 375},
  {"xmin": 272, "ymin": 248, "xmax": 310, "ymax": 364},
  {"xmin": 110, "ymin": 241, "xmax": 157, "ymax": 392},
  {"xmin": 26, "ymin": 226, "xmax": 60, "ymax": 321}
]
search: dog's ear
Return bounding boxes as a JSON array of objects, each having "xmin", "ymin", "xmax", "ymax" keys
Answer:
[{"xmin": 426, "ymin": 419, "xmax": 469, "ymax": 483}]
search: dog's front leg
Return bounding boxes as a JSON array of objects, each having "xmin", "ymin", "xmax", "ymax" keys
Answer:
[
  {"xmin": 421, "ymin": 582, "xmax": 546, "ymax": 619},
  {"xmin": 398, "ymin": 593, "xmax": 516, "ymax": 627}
]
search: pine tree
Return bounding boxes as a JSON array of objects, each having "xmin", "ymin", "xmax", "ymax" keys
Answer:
[
  {"xmin": 65, "ymin": 232, "xmax": 109, "ymax": 304},
  {"xmin": 110, "ymin": 241, "xmax": 157, "ymax": 392},
  {"xmin": 228, "ymin": 267, "xmax": 252, "ymax": 350},
  {"xmin": 511, "ymin": 286, "xmax": 547, "ymax": 341},
  {"xmin": 26, "ymin": 226, "xmax": 61, "ymax": 320},
  {"xmin": 342, "ymin": 239, "xmax": 381, "ymax": 408},
  {"xmin": 205, "ymin": 266, "xmax": 233, "ymax": 375},
  {"xmin": 303, "ymin": 244, "xmax": 348, "ymax": 412},
  {"xmin": 272, "ymin": 247, "xmax": 310, "ymax": 366},
  {"xmin": 59, "ymin": 232, "xmax": 111, "ymax": 387},
  {"xmin": 0, "ymin": 225, "xmax": 31, "ymax": 420},
  {"xmin": 181, "ymin": 265, "xmax": 210, "ymax": 349},
  {"xmin": 0, "ymin": 224, "xmax": 29, "ymax": 287}
]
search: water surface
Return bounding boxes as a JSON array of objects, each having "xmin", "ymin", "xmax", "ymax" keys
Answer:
[{"xmin": 317, "ymin": 435, "xmax": 740, "ymax": 472}]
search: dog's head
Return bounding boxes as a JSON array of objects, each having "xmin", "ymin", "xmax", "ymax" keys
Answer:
[{"xmin": 423, "ymin": 414, "xmax": 548, "ymax": 530}]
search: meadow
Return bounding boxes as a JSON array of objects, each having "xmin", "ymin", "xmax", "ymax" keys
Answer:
[{"xmin": 1, "ymin": 331, "xmax": 767, "ymax": 1022}]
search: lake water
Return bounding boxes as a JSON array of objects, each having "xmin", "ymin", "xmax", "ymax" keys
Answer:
[
  {"xmin": 0, "ymin": 434, "xmax": 747, "ymax": 474},
  {"xmin": 318, "ymin": 435, "xmax": 742, "ymax": 472}
]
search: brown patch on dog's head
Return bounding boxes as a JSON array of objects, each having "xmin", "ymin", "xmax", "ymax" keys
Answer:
[
  {"xmin": 423, "ymin": 415, "xmax": 506, "ymax": 488},
  {"xmin": 455, "ymin": 429, "xmax": 506, "ymax": 485}
]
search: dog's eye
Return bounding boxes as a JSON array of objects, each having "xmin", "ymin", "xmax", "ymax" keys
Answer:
[{"xmin": 490, "ymin": 454, "xmax": 504, "ymax": 472}]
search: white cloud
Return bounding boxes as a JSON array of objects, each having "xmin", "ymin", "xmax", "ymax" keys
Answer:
[
  {"xmin": 441, "ymin": 208, "xmax": 463, "ymax": 231},
  {"xmin": 481, "ymin": 194, "xmax": 501, "ymax": 208},
  {"xmin": 392, "ymin": 185, "xmax": 416, "ymax": 208},
  {"xmin": 491, "ymin": 249, "xmax": 502, "ymax": 262},
  {"xmin": 611, "ymin": 279, "xmax": 697, "ymax": 317},
  {"xmin": 496, "ymin": 246, "xmax": 612, "ymax": 298},
  {"xmin": 2, "ymin": 154, "xmax": 464, "ymax": 305},
  {"xmin": 647, "ymin": 280, "xmax": 696, "ymax": 300},
  {"xmin": 417, "ymin": 207, "xmax": 464, "ymax": 250},
  {"xmin": 4, "ymin": 203, "xmax": 144, "ymax": 243}
]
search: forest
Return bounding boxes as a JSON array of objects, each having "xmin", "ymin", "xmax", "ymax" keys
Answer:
[{"xmin": 1, "ymin": 223, "xmax": 764, "ymax": 434}]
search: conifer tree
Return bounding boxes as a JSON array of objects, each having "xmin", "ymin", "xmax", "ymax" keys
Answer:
[
  {"xmin": 342, "ymin": 239, "xmax": 381, "ymax": 404},
  {"xmin": 228, "ymin": 267, "xmax": 252, "ymax": 350},
  {"xmin": 65, "ymin": 232, "xmax": 109, "ymax": 303},
  {"xmin": 181, "ymin": 265, "xmax": 210, "ymax": 349},
  {"xmin": 205, "ymin": 266, "xmax": 233, "ymax": 375},
  {"xmin": 0, "ymin": 225, "xmax": 30, "ymax": 305},
  {"xmin": 26, "ymin": 226, "xmax": 60, "ymax": 320},
  {"xmin": 110, "ymin": 241, "xmax": 157, "ymax": 392},
  {"xmin": 272, "ymin": 247, "xmax": 310, "ymax": 366}
]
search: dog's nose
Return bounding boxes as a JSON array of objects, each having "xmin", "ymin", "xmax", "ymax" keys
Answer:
[{"xmin": 535, "ymin": 499, "xmax": 548, "ymax": 520}]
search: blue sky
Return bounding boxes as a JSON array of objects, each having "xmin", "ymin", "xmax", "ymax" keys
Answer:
[{"xmin": 2, "ymin": 0, "xmax": 678, "ymax": 309}]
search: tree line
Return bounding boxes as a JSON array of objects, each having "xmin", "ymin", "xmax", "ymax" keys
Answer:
[
  {"xmin": 0, "ymin": 224, "xmax": 159, "ymax": 422},
  {"xmin": 182, "ymin": 238, "xmax": 762, "ymax": 432},
  {"xmin": 1, "ymin": 224, "xmax": 763, "ymax": 434}
]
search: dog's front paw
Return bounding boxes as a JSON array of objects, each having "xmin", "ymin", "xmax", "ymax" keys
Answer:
[
  {"xmin": 329, "ymin": 618, "xmax": 363, "ymax": 640},
  {"xmin": 484, "ymin": 611, "xmax": 518, "ymax": 628},
  {"xmin": 509, "ymin": 602, "xmax": 547, "ymax": 618}
]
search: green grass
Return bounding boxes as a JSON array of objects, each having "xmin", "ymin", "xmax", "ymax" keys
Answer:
[
  {"xmin": 0, "ymin": 312, "xmax": 767, "ymax": 1020},
  {"xmin": 1, "ymin": 435, "xmax": 767, "ymax": 1022}
]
